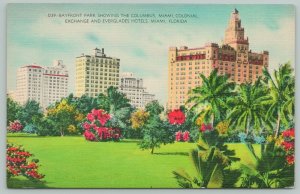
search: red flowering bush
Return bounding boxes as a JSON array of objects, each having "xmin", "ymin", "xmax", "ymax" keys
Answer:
[
  {"xmin": 82, "ymin": 109, "xmax": 121, "ymax": 141},
  {"xmin": 7, "ymin": 120, "xmax": 23, "ymax": 132},
  {"xmin": 168, "ymin": 109, "xmax": 186, "ymax": 125},
  {"xmin": 200, "ymin": 123, "xmax": 213, "ymax": 132},
  {"xmin": 6, "ymin": 144, "xmax": 44, "ymax": 180},
  {"xmin": 175, "ymin": 131, "xmax": 190, "ymax": 142},
  {"xmin": 280, "ymin": 128, "xmax": 295, "ymax": 165}
]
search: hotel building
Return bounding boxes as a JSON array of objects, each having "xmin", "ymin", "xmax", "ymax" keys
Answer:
[
  {"xmin": 15, "ymin": 60, "xmax": 68, "ymax": 108},
  {"xmin": 119, "ymin": 72, "xmax": 155, "ymax": 108},
  {"xmin": 75, "ymin": 48, "xmax": 120, "ymax": 97},
  {"xmin": 167, "ymin": 9, "xmax": 269, "ymax": 110}
]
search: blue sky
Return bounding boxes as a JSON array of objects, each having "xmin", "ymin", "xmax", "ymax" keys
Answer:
[{"xmin": 7, "ymin": 4, "xmax": 295, "ymax": 105}]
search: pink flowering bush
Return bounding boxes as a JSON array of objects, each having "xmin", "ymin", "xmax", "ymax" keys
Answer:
[
  {"xmin": 82, "ymin": 109, "xmax": 121, "ymax": 141},
  {"xmin": 175, "ymin": 131, "xmax": 190, "ymax": 142},
  {"xmin": 7, "ymin": 120, "xmax": 23, "ymax": 133}
]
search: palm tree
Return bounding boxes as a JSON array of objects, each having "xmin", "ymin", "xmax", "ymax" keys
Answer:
[
  {"xmin": 186, "ymin": 69, "xmax": 235, "ymax": 127},
  {"xmin": 227, "ymin": 78, "xmax": 270, "ymax": 135},
  {"xmin": 263, "ymin": 62, "xmax": 294, "ymax": 137},
  {"xmin": 282, "ymin": 76, "xmax": 295, "ymax": 126},
  {"xmin": 98, "ymin": 86, "xmax": 132, "ymax": 129},
  {"xmin": 74, "ymin": 94, "xmax": 97, "ymax": 115}
]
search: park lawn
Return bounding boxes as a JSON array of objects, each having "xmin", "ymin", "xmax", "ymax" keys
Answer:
[{"xmin": 6, "ymin": 135, "xmax": 260, "ymax": 188}]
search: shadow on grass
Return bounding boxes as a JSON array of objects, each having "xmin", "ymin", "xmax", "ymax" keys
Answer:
[
  {"xmin": 7, "ymin": 178, "xmax": 49, "ymax": 189},
  {"xmin": 117, "ymin": 140, "xmax": 141, "ymax": 143},
  {"xmin": 153, "ymin": 152, "xmax": 189, "ymax": 156}
]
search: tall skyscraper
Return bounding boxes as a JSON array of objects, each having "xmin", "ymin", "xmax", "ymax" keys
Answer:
[
  {"xmin": 119, "ymin": 72, "xmax": 155, "ymax": 108},
  {"xmin": 75, "ymin": 48, "xmax": 120, "ymax": 97},
  {"xmin": 16, "ymin": 60, "xmax": 68, "ymax": 108},
  {"xmin": 167, "ymin": 9, "xmax": 269, "ymax": 110}
]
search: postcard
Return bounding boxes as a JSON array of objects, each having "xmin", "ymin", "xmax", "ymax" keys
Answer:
[{"xmin": 6, "ymin": 4, "xmax": 295, "ymax": 188}]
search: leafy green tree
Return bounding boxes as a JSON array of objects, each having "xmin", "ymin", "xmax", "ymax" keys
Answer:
[
  {"xmin": 263, "ymin": 62, "xmax": 294, "ymax": 137},
  {"xmin": 187, "ymin": 70, "xmax": 235, "ymax": 127},
  {"xmin": 139, "ymin": 115, "xmax": 167, "ymax": 154},
  {"xmin": 7, "ymin": 97, "xmax": 21, "ymax": 126},
  {"xmin": 145, "ymin": 100, "xmax": 164, "ymax": 115},
  {"xmin": 16, "ymin": 100, "xmax": 43, "ymax": 126},
  {"xmin": 139, "ymin": 100, "xmax": 170, "ymax": 154},
  {"xmin": 46, "ymin": 99, "xmax": 78, "ymax": 136},
  {"xmin": 228, "ymin": 79, "xmax": 270, "ymax": 135}
]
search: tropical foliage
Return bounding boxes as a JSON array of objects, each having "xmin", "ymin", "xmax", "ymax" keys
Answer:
[
  {"xmin": 97, "ymin": 87, "xmax": 133, "ymax": 130},
  {"xmin": 240, "ymin": 135, "xmax": 294, "ymax": 188},
  {"xmin": 187, "ymin": 69, "xmax": 235, "ymax": 127},
  {"xmin": 173, "ymin": 126, "xmax": 240, "ymax": 188},
  {"xmin": 262, "ymin": 62, "xmax": 294, "ymax": 137},
  {"xmin": 228, "ymin": 78, "xmax": 270, "ymax": 135}
]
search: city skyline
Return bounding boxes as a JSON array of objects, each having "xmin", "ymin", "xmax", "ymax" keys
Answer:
[{"xmin": 7, "ymin": 4, "xmax": 295, "ymax": 105}]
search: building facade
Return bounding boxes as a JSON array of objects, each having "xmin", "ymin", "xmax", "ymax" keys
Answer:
[
  {"xmin": 167, "ymin": 9, "xmax": 269, "ymax": 110},
  {"xmin": 75, "ymin": 48, "xmax": 120, "ymax": 97},
  {"xmin": 119, "ymin": 72, "xmax": 155, "ymax": 108},
  {"xmin": 16, "ymin": 60, "xmax": 68, "ymax": 108}
]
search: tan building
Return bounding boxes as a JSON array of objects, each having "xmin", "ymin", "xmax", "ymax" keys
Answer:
[
  {"xmin": 75, "ymin": 48, "xmax": 120, "ymax": 97},
  {"xmin": 167, "ymin": 9, "xmax": 269, "ymax": 110}
]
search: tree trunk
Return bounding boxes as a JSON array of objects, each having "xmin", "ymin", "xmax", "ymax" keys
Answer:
[
  {"xmin": 211, "ymin": 114, "xmax": 214, "ymax": 128},
  {"xmin": 246, "ymin": 117, "xmax": 250, "ymax": 135},
  {"xmin": 60, "ymin": 128, "xmax": 64, "ymax": 137},
  {"xmin": 151, "ymin": 147, "xmax": 154, "ymax": 154},
  {"xmin": 275, "ymin": 112, "xmax": 281, "ymax": 138}
]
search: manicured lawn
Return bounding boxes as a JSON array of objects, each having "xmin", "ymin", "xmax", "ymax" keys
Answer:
[{"xmin": 7, "ymin": 135, "xmax": 260, "ymax": 188}]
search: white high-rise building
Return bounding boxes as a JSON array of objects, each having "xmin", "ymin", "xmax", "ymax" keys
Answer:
[
  {"xmin": 119, "ymin": 72, "xmax": 155, "ymax": 109},
  {"xmin": 15, "ymin": 60, "xmax": 68, "ymax": 108}
]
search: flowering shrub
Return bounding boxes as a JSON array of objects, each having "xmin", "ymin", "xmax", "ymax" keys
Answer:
[
  {"xmin": 82, "ymin": 109, "xmax": 121, "ymax": 141},
  {"xmin": 130, "ymin": 109, "xmax": 150, "ymax": 129},
  {"xmin": 216, "ymin": 120, "xmax": 230, "ymax": 135},
  {"xmin": 200, "ymin": 123, "xmax": 213, "ymax": 132},
  {"xmin": 280, "ymin": 128, "xmax": 295, "ymax": 165},
  {"xmin": 168, "ymin": 109, "xmax": 185, "ymax": 125},
  {"xmin": 7, "ymin": 120, "xmax": 23, "ymax": 132},
  {"xmin": 175, "ymin": 131, "xmax": 190, "ymax": 142},
  {"xmin": 6, "ymin": 144, "xmax": 44, "ymax": 180}
]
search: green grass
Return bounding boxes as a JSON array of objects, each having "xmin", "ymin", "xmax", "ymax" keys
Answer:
[{"xmin": 6, "ymin": 135, "xmax": 260, "ymax": 188}]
